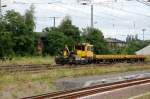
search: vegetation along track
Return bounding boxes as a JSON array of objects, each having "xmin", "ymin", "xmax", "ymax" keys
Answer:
[
  {"xmin": 22, "ymin": 77, "xmax": 150, "ymax": 99},
  {"xmin": 0, "ymin": 61, "xmax": 150, "ymax": 72},
  {"xmin": 0, "ymin": 64, "xmax": 61, "ymax": 72}
]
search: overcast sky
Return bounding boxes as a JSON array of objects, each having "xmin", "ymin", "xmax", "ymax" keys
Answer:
[{"xmin": 2, "ymin": 0, "xmax": 150, "ymax": 40}]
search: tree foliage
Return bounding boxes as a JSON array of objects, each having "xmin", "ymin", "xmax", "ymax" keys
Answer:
[
  {"xmin": 123, "ymin": 40, "xmax": 149, "ymax": 54},
  {"xmin": 120, "ymin": 35, "xmax": 150, "ymax": 54},
  {"xmin": 58, "ymin": 16, "xmax": 80, "ymax": 49},
  {"xmin": 0, "ymin": 5, "xmax": 37, "ymax": 57},
  {"xmin": 0, "ymin": 31, "xmax": 14, "ymax": 58},
  {"xmin": 24, "ymin": 5, "xmax": 35, "ymax": 32},
  {"xmin": 1, "ymin": 8, "xmax": 149, "ymax": 57},
  {"xmin": 82, "ymin": 27, "xmax": 108, "ymax": 54},
  {"xmin": 42, "ymin": 27, "xmax": 67, "ymax": 55},
  {"xmin": 4, "ymin": 10, "xmax": 26, "ymax": 35}
]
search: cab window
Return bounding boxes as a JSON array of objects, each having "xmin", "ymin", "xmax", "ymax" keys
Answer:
[
  {"xmin": 87, "ymin": 46, "xmax": 91, "ymax": 51},
  {"xmin": 75, "ymin": 45, "xmax": 85, "ymax": 51}
]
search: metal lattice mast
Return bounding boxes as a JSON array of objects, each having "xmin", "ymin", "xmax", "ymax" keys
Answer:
[
  {"xmin": 0, "ymin": 0, "xmax": 2, "ymax": 19},
  {"xmin": 91, "ymin": 4, "xmax": 93, "ymax": 28}
]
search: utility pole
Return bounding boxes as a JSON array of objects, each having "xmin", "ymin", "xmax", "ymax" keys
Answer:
[
  {"xmin": 0, "ymin": 0, "xmax": 2, "ymax": 19},
  {"xmin": 79, "ymin": 1, "xmax": 93, "ymax": 28},
  {"xmin": 142, "ymin": 29, "xmax": 146, "ymax": 55},
  {"xmin": 133, "ymin": 21, "xmax": 135, "ymax": 29},
  {"xmin": 0, "ymin": 0, "xmax": 6, "ymax": 20},
  {"xmin": 49, "ymin": 17, "xmax": 60, "ymax": 27},
  {"xmin": 91, "ymin": 4, "xmax": 93, "ymax": 28},
  {"xmin": 142, "ymin": 29, "xmax": 146, "ymax": 41}
]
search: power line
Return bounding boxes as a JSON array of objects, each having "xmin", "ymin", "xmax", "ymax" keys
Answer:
[
  {"xmin": 99, "ymin": 2, "xmax": 150, "ymax": 18},
  {"xmin": 10, "ymin": 1, "xmax": 150, "ymax": 34},
  {"xmin": 12, "ymin": 1, "xmax": 150, "ymax": 19},
  {"xmin": 58, "ymin": 4, "xmax": 116, "ymax": 20},
  {"xmin": 136, "ymin": 0, "xmax": 150, "ymax": 7},
  {"xmin": 13, "ymin": 1, "xmax": 62, "ymax": 5},
  {"xmin": 12, "ymin": 1, "xmax": 149, "ymax": 22},
  {"xmin": 13, "ymin": 1, "xmax": 125, "ymax": 21},
  {"xmin": 59, "ymin": 2, "xmax": 150, "ymax": 23},
  {"xmin": 35, "ymin": 17, "xmax": 61, "ymax": 27}
]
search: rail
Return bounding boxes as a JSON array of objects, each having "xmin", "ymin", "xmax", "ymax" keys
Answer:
[
  {"xmin": 0, "ymin": 63, "xmax": 117, "ymax": 72},
  {"xmin": 0, "ymin": 61, "xmax": 149, "ymax": 72},
  {"xmin": 22, "ymin": 77, "xmax": 150, "ymax": 99}
]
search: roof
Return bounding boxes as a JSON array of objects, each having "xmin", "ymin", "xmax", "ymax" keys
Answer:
[
  {"xmin": 136, "ymin": 44, "xmax": 150, "ymax": 55},
  {"xmin": 105, "ymin": 38, "xmax": 126, "ymax": 43},
  {"xmin": 36, "ymin": 32, "xmax": 48, "ymax": 38},
  {"xmin": 77, "ymin": 43, "xmax": 93, "ymax": 46}
]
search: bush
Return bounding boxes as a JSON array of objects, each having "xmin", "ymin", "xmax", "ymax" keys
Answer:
[
  {"xmin": 0, "ymin": 32, "xmax": 14, "ymax": 58},
  {"xmin": 82, "ymin": 27, "xmax": 108, "ymax": 54},
  {"xmin": 42, "ymin": 28, "xmax": 67, "ymax": 55}
]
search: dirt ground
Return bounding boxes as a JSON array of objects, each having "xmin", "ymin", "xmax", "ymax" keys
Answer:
[{"xmin": 0, "ymin": 81, "xmax": 53, "ymax": 99}]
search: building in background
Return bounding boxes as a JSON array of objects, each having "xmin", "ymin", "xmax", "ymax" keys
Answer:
[
  {"xmin": 105, "ymin": 38, "xmax": 126, "ymax": 50},
  {"xmin": 37, "ymin": 32, "xmax": 47, "ymax": 55}
]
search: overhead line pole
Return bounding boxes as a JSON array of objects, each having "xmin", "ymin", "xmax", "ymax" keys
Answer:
[
  {"xmin": 142, "ymin": 29, "xmax": 146, "ymax": 41},
  {"xmin": 49, "ymin": 17, "xmax": 60, "ymax": 27},
  {"xmin": 0, "ymin": 0, "xmax": 6, "ymax": 20},
  {"xmin": 79, "ymin": 1, "xmax": 94, "ymax": 28},
  {"xmin": 0, "ymin": 0, "xmax": 2, "ymax": 19},
  {"xmin": 91, "ymin": 4, "xmax": 93, "ymax": 28}
]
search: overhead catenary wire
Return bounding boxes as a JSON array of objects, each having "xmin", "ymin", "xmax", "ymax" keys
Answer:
[
  {"xmin": 12, "ymin": 1, "xmax": 150, "ymax": 23},
  {"xmin": 136, "ymin": 0, "xmax": 150, "ymax": 7},
  {"xmin": 9, "ymin": 0, "xmax": 150, "ymax": 19},
  {"xmin": 12, "ymin": 1, "xmax": 123, "ymax": 20},
  {"xmin": 12, "ymin": 1, "xmax": 62, "ymax": 5},
  {"xmin": 99, "ymin": 1, "xmax": 150, "ymax": 18},
  {"xmin": 9, "ymin": 0, "xmax": 150, "ymax": 40}
]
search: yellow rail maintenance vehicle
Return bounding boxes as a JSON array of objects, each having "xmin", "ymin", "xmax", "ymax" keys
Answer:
[{"xmin": 55, "ymin": 43, "xmax": 145, "ymax": 65}]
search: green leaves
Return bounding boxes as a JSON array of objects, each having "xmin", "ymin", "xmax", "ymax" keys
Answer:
[
  {"xmin": 58, "ymin": 16, "xmax": 80, "ymax": 48},
  {"xmin": 82, "ymin": 27, "xmax": 108, "ymax": 54},
  {"xmin": 123, "ymin": 39, "xmax": 150, "ymax": 54},
  {"xmin": 24, "ymin": 4, "xmax": 35, "ymax": 32},
  {"xmin": 42, "ymin": 27, "xmax": 67, "ymax": 56},
  {"xmin": 0, "ymin": 5, "xmax": 37, "ymax": 57},
  {"xmin": 0, "ymin": 32, "xmax": 14, "ymax": 57},
  {"xmin": 42, "ymin": 16, "xmax": 81, "ymax": 56}
]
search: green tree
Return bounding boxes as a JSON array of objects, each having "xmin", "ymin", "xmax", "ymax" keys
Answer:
[
  {"xmin": 4, "ymin": 6, "xmax": 37, "ymax": 56},
  {"xmin": 4, "ymin": 10, "xmax": 26, "ymax": 35},
  {"xmin": 42, "ymin": 27, "xmax": 67, "ymax": 55},
  {"xmin": 122, "ymin": 36, "xmax": 150, "ymax": 54},
  {"xmin": 82, "ymin": 27, "xmax": 108, "ymax": 54},
  {"xmin": 125, "ymin": 40, "xmax": 148, "ymax": 54},
  {"xmin": 0, "ymin": 31, "xmax": 14, "ymax": 58},
  {"xmin": 58, "ymin": 16, "xmax": 80, "ymax": 49},
  {"xmin": 24, "ymin": 4, "xmax": 35, "ymax": 32},
  {"xmin": 0, "ymin": 20, "xmax": 7, "ymax": 32}
]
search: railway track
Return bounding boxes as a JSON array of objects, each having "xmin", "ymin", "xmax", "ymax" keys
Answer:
[
  {"xmin": 0, "ymin": 61, "xmax": 149, "ymax": 72},
  {"xmin": 22, "ymin": 77, "xmax": 150, "ymax": 99},
  {"xmin": 0, "ymin": 64, "xmax": 62, "ymax": 72}
]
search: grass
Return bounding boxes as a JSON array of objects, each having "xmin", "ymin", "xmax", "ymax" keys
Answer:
[
  {"xmin": 138, "ymin": 93, "xmax": 150, "ymax": 99},
  {"xmin": 129, "ymin": 92, "xmax": 150, "ymax": 99},
  {"xmin": 145, "ymin": 55, "xmax": 150, "ymax": 61},
  {"xmin": 0, "ymin": 56, "xmax": 149, "ymax": 98},
  {"xmin": 0, "ymin": 56, "xmax": 54, "ymax": 65},
  {"xmin": 0, "ymin": 63, "xmax": 150, "ymax": 99}
]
